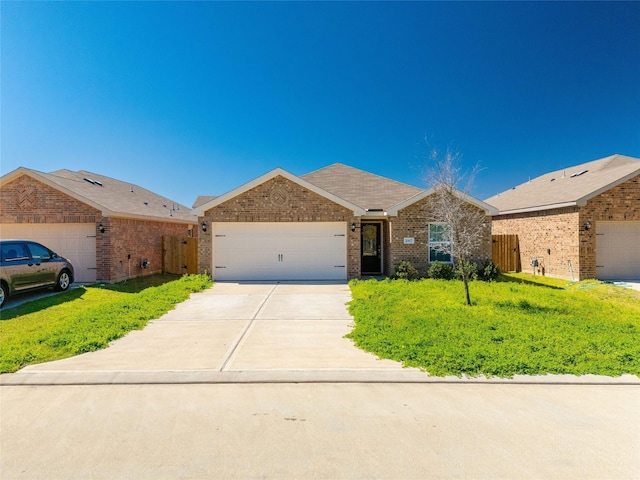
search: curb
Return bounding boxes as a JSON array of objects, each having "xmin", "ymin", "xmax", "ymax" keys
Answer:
[{"xmin": 2, "ymin": 370, "xmax": 639, "ymax": 386}]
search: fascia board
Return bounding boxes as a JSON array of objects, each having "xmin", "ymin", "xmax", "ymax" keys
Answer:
[
  {"xmin": 386, "ymin": 188, "xmax": 435, "ymax": 216},
  {"xmin": 455, "ymin": 191, "xmax": 500, "ymax": 216},
  {"xmin": 192, "ymin": 167, "xmax": 366, "ymax": 216},
  {"xmin": 1, "ymin": 167, "xmax": 113, "ymax": 216},
  {"xmin": 574, "ymin": 170, "xmax": 640, "ymax": 206},
  {"xmin": 387, "ymin": 186, "xmax": 498, "ymax": 216},
  {"xmin": 493, "ymin": 201, "xmax": 579, "ymax": 216},
  {"xmin": 2, "ymin": 167, "xmax": 195, "ymax": 223},
  {"xmin": 105, "ymin": 212, "xmax": 197, "ymax": 224}
]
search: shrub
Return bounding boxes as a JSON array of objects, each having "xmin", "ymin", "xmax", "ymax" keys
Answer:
[
  {"xmin": 428, "ymin": 261, "xmax": 454, "ymax": 280},
  {"xmin": 479, "ymin": 260, "xmax": 501, "ymax": 282},
  {"xmin": 392, "ymin": 260, "xmax": 420, "ymax": 280}
]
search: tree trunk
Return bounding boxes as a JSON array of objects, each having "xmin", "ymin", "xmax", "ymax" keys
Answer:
[{"xmin": 463, "ymin": 276, "xmax": 471, "ymax": 306}]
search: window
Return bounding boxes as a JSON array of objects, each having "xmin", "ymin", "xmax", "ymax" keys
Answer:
[
  {"xmin": 1, "ymin": 242, "xmax": 29, "ymax": 261},
  {"xmin": 428, "ymin": 223, "xmax": 452, "ymax": 263},
  {"xmin": 27, "ymin": 242, "xmax": 52, "ymax": 260}
]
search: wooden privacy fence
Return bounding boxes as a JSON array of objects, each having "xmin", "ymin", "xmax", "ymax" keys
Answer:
[
  {"xmin": 163, "ymin": 236, "xmax": 198, "ymax": 275},
  {"xmin": 492, "ymin": 234, "xmax": 521, "ymax": 273}
]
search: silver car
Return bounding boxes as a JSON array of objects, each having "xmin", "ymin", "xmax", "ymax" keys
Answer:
[{"xmin": 0, "ymin": 240, "xmax": 74, "ymax": 308}]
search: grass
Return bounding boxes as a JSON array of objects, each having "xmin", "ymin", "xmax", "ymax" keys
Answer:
[
  {"xmin": 347, "ymin": 273, "xmax": 640, "ymax": 378},
  {"xmin": 0, "ymin": 274, "xmax": 212, "ymax": 373}
]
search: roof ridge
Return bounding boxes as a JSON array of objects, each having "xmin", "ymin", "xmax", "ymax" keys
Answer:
[{"xmin": 303, "ymin": 163, "xmax": 423, "ymax": 191}]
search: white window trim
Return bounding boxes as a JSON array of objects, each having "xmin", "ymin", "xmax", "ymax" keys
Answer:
[{"xmin": 428, "ymin": 223, "xmax": 453, "ymax": 264}]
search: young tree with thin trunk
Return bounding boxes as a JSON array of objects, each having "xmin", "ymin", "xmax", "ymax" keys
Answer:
[{"xmin": 426, "ymin": 147, "xmax": 490, "ymax": 306}]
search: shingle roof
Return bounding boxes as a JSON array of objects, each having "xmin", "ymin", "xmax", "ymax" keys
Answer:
[
  {"xmin": 191, "ymin": 167, "xmax": 367, "ymax": 216},
  {"xmin": 485, "ymin": 154, "xmax": 640, "ymax": 214},
  {"xmin": 3, "ymin": 167, "xmax": 196, "ymax": 223},
  {"xmin": 301, "ymin": 163, "xmax": 423, "ymax": 210}
]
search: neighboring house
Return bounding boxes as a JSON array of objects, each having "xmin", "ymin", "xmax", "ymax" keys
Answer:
[
  {"xmin": 192, "ymin": 163, "xmax": 496, "ymax": 281},
  {"xmin": 486, "ymin": 154, "xmax": 640, "ymax": 281},
  {"xmin": 0, "ymin": 168, "xmax": 197, "ymax": 283}
]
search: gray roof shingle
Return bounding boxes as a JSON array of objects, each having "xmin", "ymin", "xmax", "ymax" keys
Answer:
[
  {"xmin": 485, "ymin": 154, "xmax": 640, "ymax": 214},
  {"xmin": 11, "ymin": 168, "xmax": 196, "ymax": 223},
  {"xmin": 301, "ymin": 163, "xmax": 423, "ymax": 210}
]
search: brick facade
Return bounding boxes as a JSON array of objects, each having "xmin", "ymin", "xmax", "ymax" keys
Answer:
[
  {"xmin": 579, "ymin": 175, "xmax": 640, "ymax": 279},
  {"xmin": 198, "ymin": 176, "xmax": 492, "ymax": 280},
  {"xmin": 1, "ymin": 175, "xmax": 195, "ymax": 283},
  {"xmin": 492, "ymin": 207, "xmax": 580, "ymax": 278},
  {"xmin": 388, "ymin": 197, "xmax": 492, "ymax": 277},
  {"xmin": 96, "ymin": 217, "xmax": 194, "ymax": 282},
  {"xmin": 0, "ymin": 176, "xmax": 100, "ymax": 224},
  {"xmin": 492, "ymin": 175, "xmax": 640, "ymax": 280},
  {"xmin": 199, "ymin": 176, "xmax": 360, "ymax": 278}
]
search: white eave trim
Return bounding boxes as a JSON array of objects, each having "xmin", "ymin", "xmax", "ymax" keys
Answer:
[
  {"xmin": 1, "ymin": 167, "xmax": 110, "ymax": 214},
  {"xmin": 191, "ymin": 167, "xmax": 367, "ymax": 216},
  {"xmin": 574, "ymin": 169, "xmax": 640, "ymax": 206},
  {"xmin": 1, "ymin": 167, "xmax": 197, "ymax": 224},
  {"xmin": 493, "ymin": 201, "xmax": 579, "ymax": 216},
  {"xmin": 387, "ymin": 186, "xmax": 499, "ymax": 216},
  {"xmin": 104, "ymin": 212, "xmax": 197, "ymax": 224}
]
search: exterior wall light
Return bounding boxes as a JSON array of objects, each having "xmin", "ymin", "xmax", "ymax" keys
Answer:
[
  {"xmin": 351, "ymin": 222, "xmax": 359, "ymax": 232},
  {"xmin": 201, "ymin": 221, "xmax": 207, "ymax": 233},
  {"xmin": 99, "ymin": 224, "xmax": 105, "ymax": 233},
  {"xmin": 585, "ymin": 221, "xmax": 592, "ymax": 231}
]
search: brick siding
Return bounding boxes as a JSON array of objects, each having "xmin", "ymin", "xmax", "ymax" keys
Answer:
[
  {"xmin": 491, "ymin": 175, "xmax": 640, "ymax": 280},
  {"xmin": 389, "ymin": 196, "xmax": 492, "ymax": 277},
  {"xmin": 492, "ymin": 207, "xmax": 580, "ymax": 279},
  {"xmin": 1, "ymin": 175, "xmax": 195, "ymax": 283},
  {"xmin": 580, "ymin": 175, "xmax": 640, "ymax": 279},
  {"xmin": 97, "ymin": 217, "xmax": 193, "ymax": 282},
  {"xmin": 199, "ymin": 175, "xmax": 360, "ymax": 278},
  {"xmin": 1, "ymin": 176, "xmax": 100, "ymax": 223}
]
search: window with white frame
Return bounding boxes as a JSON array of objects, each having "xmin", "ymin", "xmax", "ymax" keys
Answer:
[{"xmin": 428, "ymin": 223, "xmax": 452, "ymax": 263}]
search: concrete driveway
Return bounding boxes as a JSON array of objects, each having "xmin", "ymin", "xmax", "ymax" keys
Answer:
[
  {"xmin": 4, "ymin": 281, "xmax": 419, "ymax": 384},
  {"xmin": 1, "ymin": 281, "xmax": 639, "ymax": 479}
]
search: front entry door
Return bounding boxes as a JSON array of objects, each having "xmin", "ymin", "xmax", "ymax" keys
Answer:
[{"xmin": 361, "ymin": 223, "xmax": 382, "ymax": 275}]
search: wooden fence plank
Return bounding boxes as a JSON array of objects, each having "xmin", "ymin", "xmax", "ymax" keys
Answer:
[
  {"xmin": 163, "ymin": 236, "xmax": 198, "ymax": 275},
  {"xmin": 491, "ymin": 234, "xmax": 521, "ymax": 272}
]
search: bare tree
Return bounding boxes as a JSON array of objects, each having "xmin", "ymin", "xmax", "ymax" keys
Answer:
[{"xmin": 425, "ymin": 147, "xmax": 491, "ymax": 306}]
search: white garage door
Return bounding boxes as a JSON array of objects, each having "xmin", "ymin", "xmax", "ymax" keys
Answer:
[
  {"xmin": 0, "ymin": 223, "xmax": 97, "ymax": 283},
  {"xmin": 596, "ymin": 221, "xmax": 640, "ymax": 280},
  {"xmin": 212, "ymin": 222, "xmax": 347, "ymax": 281}
]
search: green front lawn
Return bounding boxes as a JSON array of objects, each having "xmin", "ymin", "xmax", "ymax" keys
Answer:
[
  {"xmin": 347, "ymin": 274, "xmax": 640, "ymax": 378},
  {"xmin": 0, "ymin": 274, "xmax": 212, "ymax": 373}
]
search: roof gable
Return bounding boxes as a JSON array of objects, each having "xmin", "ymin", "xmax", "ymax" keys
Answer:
[
  {"xmin": 301, "ymin": 163, "xmax": 422, "ymax": 211},
  {"xmin": 387, "ymin": 185, "xmax": 499, "ymax": 216},
  {"xmin": 191, "ymin": 168, "xmax": 366, "ymax": 216},
  {"xmin": 0, "ymin": 167, "xmax": 196, "ymax": 223},
  {"xmin": 486, "ymin": 154, "xmax": 640, "ymax": 214}
]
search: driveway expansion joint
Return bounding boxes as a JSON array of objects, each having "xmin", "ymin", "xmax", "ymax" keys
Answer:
[{"xmin": 218, "ymin": 282, "xmax": 279, "ymax": 371}]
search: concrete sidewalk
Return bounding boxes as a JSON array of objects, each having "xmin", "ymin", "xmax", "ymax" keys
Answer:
[{"xmin": 1, "ymin": 281, "xmax": 639, "ymax": 479}]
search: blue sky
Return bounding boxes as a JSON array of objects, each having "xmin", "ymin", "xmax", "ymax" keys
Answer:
[{"xmin": 2, "ymin": 1, "xmax": 639, "ymax": 207}]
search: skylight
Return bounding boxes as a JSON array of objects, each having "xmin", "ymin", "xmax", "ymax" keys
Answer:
[
  {"xmin": 83, "ymin": 177, "xmax": 103, "ymax": 186},
  {"xmin": 570, "ymin": 170, "xmax": 589, "ymax": 178}
]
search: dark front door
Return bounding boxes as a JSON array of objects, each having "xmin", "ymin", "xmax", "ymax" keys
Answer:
[{"xmin": 361, "ymin": 223, "xmax": 382, "ymax": 275}]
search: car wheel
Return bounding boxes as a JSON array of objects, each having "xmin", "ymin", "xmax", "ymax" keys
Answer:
[
  {"xmin": 55, "ymin": 270, "xmax": 72, "ymax": 291},
  {"xmin": 0, "ymin": 283, "xmax": 7, "ymax": 308}
]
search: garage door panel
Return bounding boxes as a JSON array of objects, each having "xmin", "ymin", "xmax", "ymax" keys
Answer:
[
  {"xmin": 596, "ymin": 221, "xmax": 640, "ymax": 280},
  {"xmin": 0, "ymin": 224, "xmax": 97, "ymax": 283},
  {"xmin": 213, "ymin": 222, "xmax": 347, "ymax": 281}
]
